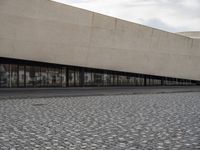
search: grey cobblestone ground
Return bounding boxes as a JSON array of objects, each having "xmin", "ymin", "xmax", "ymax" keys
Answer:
[{"xmin": 1, "ymin": 93, "xmax": 200, "ymax": 150}]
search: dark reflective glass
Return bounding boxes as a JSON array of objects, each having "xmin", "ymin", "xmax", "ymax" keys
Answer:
[
  {"xmin": 0, "ymin": 64, "xmax": 10, "ymax": 88},
  {"xmin": 41, "ymin": 67, "xmax": 48, "ymax": 87},
  {"xmin": 84, "ymin": 71, "xmax": 94, "ymax": 86},
  {"xmin": 130, "ymin": 77, "xmax": 135, "ymax": 85},
  {"xmin": 61, "ymin": 67, "xmax": 66, "ymax": 87},
  {"xmin": 26, "ymin": 66, "xmax": 32, "ymax": 87},
  {"xmin": 94, "ymin": 73, "xmax": 103, "ymax": 86},
  {"xmin": 47, "ymin": 68, "xmax": 62, "ymax": 87},
  {"xmin": 113, "ymin": 74, "xmax": 118, "ymax": 86},
  {"xmin": 55, "ymin": 68, "xmax": 62, "ymax": 87},
  {"xmin": 103, "ymin": 73, "xmax": 110, "ymax": 86},
  {"xmin": 19, "ymin": 65, "xmax": 25, "ymax": 87},
  {"xmin": 11, "ymin": 64, "xmax": 18, "ymax": 87},
  {"xmin": 0, "ymin": 58, "xmax": 198, "ymax": 88},
  {"xmin": 68, "ymin": 69, "xmax": 75, "ymax": 86},
  {"xmin": 26, "ymin": 66, "xmax": 41, "ymax": 87},
  {"xmin": 110, "ymin": 74, "xmax": 114, "ymax": 86},
  {"xmin": 47, "ymin": 68, "xmax": 54, "ymax": 87},
  {"xmin": 75, "ymin": 70, "xmax": 80, "ymax": 86}
]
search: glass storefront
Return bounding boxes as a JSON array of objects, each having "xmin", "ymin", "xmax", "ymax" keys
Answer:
[
  {"xmin": 41, "ymin": 67, "xmax": 48, "ymax": 87},
  {"xmin": 61, "ymin": 67, "xmax": 66, "ymax": 87},
  {"xmin": 10, "ymin": 64, "xmax": 18, "ymax": 87},
  {"xmin": 0, "ymin": 58, "xmax": 199, "ymax": 88},
  {"xmin": 68, "ymin": 69, "xmax": 75, "ymax": 87},
  {"xmin": 26, "ymin": 66, "xmax": 41, "ymax": 87},
  {"xmin": 19, "ymin": 65, "xmax": 25, "ymax": 87},
  {"xmin": 0, "ymin": 64, "xmax": 10, "ymax": 88},
  {"xmin": 47, "ymin": 68, "xmax": 62, "ymax": 87},
  {"xmin": 84, "ymin": 71, "xmax": 93, "ymax": 86},
  {"xmin": 94, "ymin": 73, "xmax": 104, "ymax": 86},
  {"xmin": 74, "ymin": 69, "xmax": 80, "ymax": 86}
]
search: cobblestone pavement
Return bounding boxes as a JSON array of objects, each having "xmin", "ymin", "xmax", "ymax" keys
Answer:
[{"xmin": 1, "ymin": 93, "xmax": 200, "ymax": 150}]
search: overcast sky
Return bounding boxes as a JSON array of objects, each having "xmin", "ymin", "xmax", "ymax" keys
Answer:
[{"xmin": 52, "ymin": 0, "xmax": 200, "ymax": 32}]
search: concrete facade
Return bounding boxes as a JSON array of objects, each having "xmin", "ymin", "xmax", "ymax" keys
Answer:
[
  {"xmin": 0, "ymin": 0, "xmax": 200, "ymax": 81},
  {"xmin": 178, "ymin": 32, "xmax": 200, "ymax": 39}
]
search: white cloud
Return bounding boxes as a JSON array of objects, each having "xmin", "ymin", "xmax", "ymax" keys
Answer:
[{"xmin": 52, "ymin": 0, "xmax": 200, "ymax": 32}]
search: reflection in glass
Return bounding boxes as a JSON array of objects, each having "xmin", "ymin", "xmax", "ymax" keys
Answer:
[
  {"xmin": 110, "ymin": 74, "xmax": 114, "ymax": 86},
  {"xmin": 103, "ymin": 73, "xmax": 108, "ymax": 86},
  {"xmin": 26, "ymin": 66, "xmax": 41, "ymax": 87},
  {"xmin": 103, "ymin": 73, "xmax": 112, "ymax": 86},
  {"xmin": 62, "ymin": 67, "xmax": 66, "ymax": 87},
  {"xmin": 55, "ymin": 68, "xmax": 62, "ymax": 87},
  {"xmin": 94, "ymin": 73, "xmax": 103, "ymax": 86},
  {"xmin": 68, "ymin": 69, "xmax": 74, "ymax": 86},
  {"xmin": 0, "ymin": 64, "xmax": 10, "ymax": 88},
  {"xmin": 41, "ymin": 67, "xmax": 48, "ymax": 87},
  {"xmin": 130, "ymin": 77, "xmax": 135, "ymax": 85},
  {"xmin": 19, "ymin": 65, "xmax": 25, "ymax": 87},
  {"xmin": 113, "ymin": 74, "xmax": 118, "ymax": 86},
  {"xmin": 84, "ymin": 71, "xmax": 94, "ymax": 86},
  {"xmin": 118, "ymin": 75, "xmax": 127, "ymax": 85},
  {"xmin": 0, "ymin": 58, "xmax": 198, "ymax": 88},
  {"xmin": 47, "ymin": 68, "xmax": 54, "ymax": 87},
  {"xmin": 75, "ymin": 70, "xmax": 80, "ymax": 86},
  {"xmin": 47, "ymin": 68, "xmax": 62, "ymax": 87},
  {"xmin": 11, "ymin": 64, "xmax": 18, "ymax": 87}
]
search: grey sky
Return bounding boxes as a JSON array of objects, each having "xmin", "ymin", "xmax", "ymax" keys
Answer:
[{"xmin": 52, "ymin": 0, "xmax": 200, "ymax": 32}]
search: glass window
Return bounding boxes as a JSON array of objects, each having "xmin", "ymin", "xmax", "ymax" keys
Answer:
[
  {"xmin": 47, "ymin": 68, "xmax": 54, "ymax": 87},
  {"xmin": 1, "ymin": 58, "xmax": 198, "ymax": 88},
  {"xmin": 68, "ymin": 69, "xmax": 75, "ymax": 86},
  {"xmin": 84, "ymin": 71, "xmax": 94, "ymax": 86},
  {"xmin": 108, "ymin": 73, "xmax": 111, "ymax": 86},
  {"xmin": 146, "ymin": 77, "xmax": 150, "ymax": 86},
  {"xmin": 35, "ymin": 67, "xmax": 41, "ymax": 87},
  {"xmin": 118, "ymin": 75, "xmax": 123, "ymax": 85},
  {"xmin": 152, "ymin": 79, "xmax": 159, "ymax": 86},
  {"xmin": 11, "ymin": 64, "xmax": 18, "ymax": 87},
  {"xmin": 149, "ymin": 78, "xmax": 153, "ymax": 86},
  {"xmin": 26, "ymin": 66, "xmax": 33, "ymax": 87},
  {"xmin": 126, "ymin": 76, "xmax": 130, "ymax": 85},
  {"xmin": 113, "ymin": 74, "xmax": 118, "ymax": 86},
  {"xmin": 47, "ymin": 67, "xmax": 61, "ymax": 87},
  {"xmin": 164, "ymin": 78, "xmax": 172, "ymax": 86},
  {"xmin": 130, "ymin": 76, "xmax": 135, "ymax": 85},
  {"xmin": 94, "ymin": 72, "xmax": 103, "ymax": 86},
  {"xmin": 19, "ymin": 65, "xmax": 25, "ymax": 87},
  {"xmin": 61, "ymin": 67, "xmax": 66, "ymax": 87},
  {"xmin": 103, "ymin": 73, "xmax": 110, "ymax": 86},
  {"xmin": 175, "ymin": 79, "xmax": 179, "ymax": 86},
  {"xmin": 0, "ymin": 64, "xmax": 10, "ymax": 88},
  {"xmin": 84, "ymin": 72, "xmax": 90, "ymax": 86},
  {"xmin": 118, "ymin": 75, "xmax": 127, "ymax": 85},
  {"xmin": 75, "ymin": 69, "xmax": 80, "ymax": 86},
  {"xmin": 110, "ymin": 74, "xmax": 114, "ymax": 86},
  {"xmin": 55, "ymin": 68, "xmax": 62, "ymax": 87},
  {"xmin": 140, "ymin": 76, "xmax": 145, "ymax": 86},
  {"xmin": 26, "ymin": 66, "xmax": 41, "ymax": 87},
  {"xmin": 41, "ymin": 67, "xmax": 48, "ymax": 87}
]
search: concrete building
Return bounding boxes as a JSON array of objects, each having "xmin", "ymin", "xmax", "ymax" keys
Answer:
[
  {"xmin": 177, "ymin": 32, "xmax": 200, "ymax": 39},
  {"xmin": 0, "ymin": 0, "xmax": 200, "ymax": 88}
]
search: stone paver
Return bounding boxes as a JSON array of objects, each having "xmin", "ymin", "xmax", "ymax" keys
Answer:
[{"xmin": 0, "ymin": 93, "xmax": 200, "ymax": 149}]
